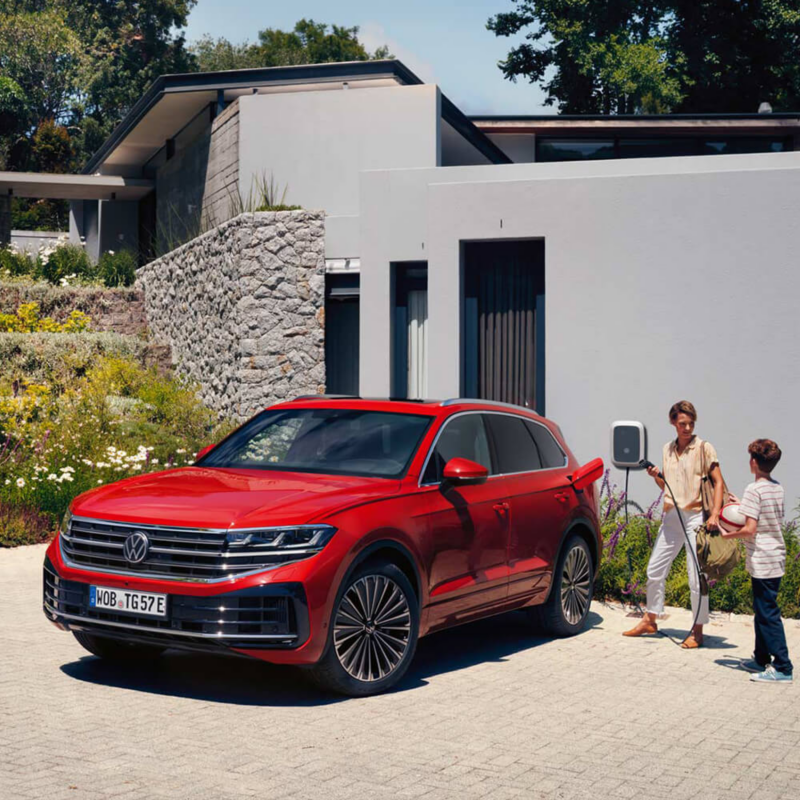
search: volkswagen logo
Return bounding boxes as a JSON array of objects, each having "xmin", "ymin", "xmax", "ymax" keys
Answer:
[{"xmin": 123, "ymin": 531, "xmax": 150, "ymax": 564}]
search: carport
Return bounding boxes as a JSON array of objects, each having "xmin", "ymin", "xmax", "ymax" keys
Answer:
[{"xmin": 0, "ymin": 171, "xmax": 153, "ymax": 261}]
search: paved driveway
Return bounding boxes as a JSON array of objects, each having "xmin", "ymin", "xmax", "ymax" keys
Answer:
[{"xmin": 2, "ymin": 544, "xmax": 800, "ymax": 800}]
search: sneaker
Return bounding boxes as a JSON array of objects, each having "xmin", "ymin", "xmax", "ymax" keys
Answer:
[
  {"xmin": 740, "ymin": 659, "xmax": 767, "ymax": 673},
  {"xmin": 749, "ymin": 665, "xmax": 793, "ymax": 683}
]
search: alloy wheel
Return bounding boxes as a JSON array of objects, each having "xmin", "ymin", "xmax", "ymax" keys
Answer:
[
  {"xmin": 560, "ymin": 545, "xmax": 591, "ymax": 625},
  {"xmin": 333, "ymin": 574, "xmax": 412, "ymax": 682}
]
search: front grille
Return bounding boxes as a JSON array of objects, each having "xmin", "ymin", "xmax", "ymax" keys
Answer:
[
  {"xmin": 61, "ymin": 516, "xmax": 304, "ymax": 581},
  {"xmin": 43, "ymin": 562, "xmax": 307, "ymax": 647}
]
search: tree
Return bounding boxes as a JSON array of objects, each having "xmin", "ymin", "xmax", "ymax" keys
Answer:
[
  {"xmin": 190, "ymin": 35, "xmax": 261, "ymax": 72},
  {"xmin": 488, "ymin": 1, "xmax": 800, "ymax": 113},
  {"xmin": 668, "ymin": 1, "xmax": 800, "ymax": 113},
  {"xmin": 191, "ymin": 18, "xmax": 391, "ymax": 73},
  {"xmin": 58, "ymin": 1, "xmax": 198, "ymax": 158},
  {"xmin": 0, "ymin": 9, "xmax": 83, "ymax": 124}
]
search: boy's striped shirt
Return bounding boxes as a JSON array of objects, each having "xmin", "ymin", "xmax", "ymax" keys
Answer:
[{"xmin": 739, "ymin": 479, "xmax": 786, "ymax": 579}]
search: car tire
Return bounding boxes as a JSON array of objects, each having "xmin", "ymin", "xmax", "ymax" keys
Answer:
[
  {"xmin": 307, "ymin": 560, "xmax": 419, "ymax": 697},
  {"xmin": 527, "ymin": 534, "xmax": 594, "ymax": 637},
  {"xmin": 72, "ymin": 631, "xmax": 166, "ymax": 662}
]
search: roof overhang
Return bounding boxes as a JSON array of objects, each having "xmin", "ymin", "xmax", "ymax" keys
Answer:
[
  {"xmin": 0, "ymin": 172, "xmax": 154, "ymax": 201},
  {"xmin": 84, "ymin": 60, "xmax": 510, "ymax": 175}
]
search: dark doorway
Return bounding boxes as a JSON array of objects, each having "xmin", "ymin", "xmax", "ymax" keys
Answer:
[
  {"xmin": 392, "ymin": 262, "xmax": 428, "ymax": 399},
  {"xmin": 462, "ymin": 240, "xmax": 545, "ymax": 412},
  {"xmin": 325, "ymin": 273, "xmax": 360, "ymax": 395}
]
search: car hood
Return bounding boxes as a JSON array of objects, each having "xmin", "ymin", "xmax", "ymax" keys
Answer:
[{"xmin": 70, "ymin": 467, "xmax": 401, "ymax": 529}]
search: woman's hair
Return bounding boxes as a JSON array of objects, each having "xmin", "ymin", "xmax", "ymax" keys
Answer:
[
  {"xmin": 748, "ymin": 439, "xmax": 782, "ymax": 473},
  {"xmin": 668, "ymin": 400, "xmax": 697, "ymax": 422}
]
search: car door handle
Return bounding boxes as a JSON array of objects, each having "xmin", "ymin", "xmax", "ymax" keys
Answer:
[
  {"xmin": 493, "ymin": 502, "xmax": 510, "ymax": 515},
  {"xmin": 554, "ymin": 492, "xmax": 570, "ymax": 503}
]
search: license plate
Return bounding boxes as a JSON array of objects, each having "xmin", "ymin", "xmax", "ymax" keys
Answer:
[{"xmin": 90, "ymin": 585, "xmax": 167, "ymax": 618}]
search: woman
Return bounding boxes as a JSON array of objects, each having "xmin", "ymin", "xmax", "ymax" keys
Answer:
[{"xmin": 623, "ymin": 400, "xmax": 725, "ymax": 649}]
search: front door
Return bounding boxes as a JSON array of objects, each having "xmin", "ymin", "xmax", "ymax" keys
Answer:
[
  {"xmin": 420, "ymin": 413, "xmax": 510, "ymax": 628},
  {"xmin": 486, "ymin": 414, "xmax": 575, "ymax": 601}
]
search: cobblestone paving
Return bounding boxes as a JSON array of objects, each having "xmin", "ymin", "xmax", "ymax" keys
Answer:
[{"xmin": 2, "ymin": 544, "xmax": 800, "ymax": 800}]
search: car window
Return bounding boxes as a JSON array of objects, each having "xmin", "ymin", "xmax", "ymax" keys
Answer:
[
  {"xmin": 201, "ymin": 408, "xmax": 432, "ymax": 479},
  {"xmin": 486, "ymin": 414, "xmax": 543, "ymax": 474},
  {"xmin": 422, "ymin": 414, "xmax": 492, "ymax": 484},
  {"xmin": 524, "ymin": 420, "xmax": 567, "ymax": 469}
]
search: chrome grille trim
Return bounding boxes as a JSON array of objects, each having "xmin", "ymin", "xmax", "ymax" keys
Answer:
[
  {"xmin": 43, "ymin": 603, "xmax": 297, "ymax": 641},
  {"xmin": 61, "ymin": 516, "xmax": 323, "ymax": 583}
]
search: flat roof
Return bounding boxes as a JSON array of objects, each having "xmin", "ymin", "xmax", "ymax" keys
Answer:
[
  {"xmin": 84, "ymin": 60, "xmax": 510, "ymax": 175},
  {"xmin": 0, "ymin": 172, "xmax": 154, "ymax": 201},
  {"xmin": 472, "ymin": 113, "xmax": 800, "ymax": 137}
]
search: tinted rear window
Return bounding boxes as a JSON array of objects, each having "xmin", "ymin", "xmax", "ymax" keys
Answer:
[
  {"xmin": 486, "ymin": 414, "xmax": 543, "ymax": 474},
  {"xmin": 201, "ymin": 408, "xmax": 432, "ymax": 479},
  {"xmin": 524, "ymin": 420, "xmax": 566, "ymax": 468}
]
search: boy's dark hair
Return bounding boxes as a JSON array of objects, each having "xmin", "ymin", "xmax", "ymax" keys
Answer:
[
  {"xmin": 748, "ymin": 439, "xmax": 782, "ymax": 473},
  {"xmin": 669, "ymin": 400, "xmax": 697, "ymax": 422}
]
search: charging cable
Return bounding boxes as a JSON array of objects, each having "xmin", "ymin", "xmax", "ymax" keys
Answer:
[{"xmin": 639, "ymin": 459, "xmax": 706, "ymax": 645}]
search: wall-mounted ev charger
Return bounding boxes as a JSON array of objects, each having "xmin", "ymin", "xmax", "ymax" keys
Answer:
[{"xmin": 610, "ymin": 420, "xmax": 647, "ymax": 469}]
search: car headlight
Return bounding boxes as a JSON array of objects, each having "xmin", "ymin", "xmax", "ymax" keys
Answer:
[
  {"xmin": 60, "ymin": 509, "xmax": 72, "ymax": 537},
  {"xmin": 225, "ymin": 525, "xmax": 337, "ymax": 559}
]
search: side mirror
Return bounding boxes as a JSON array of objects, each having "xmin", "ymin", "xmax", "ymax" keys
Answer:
[
  {"xmin": 196, "ymin": 444, "xmax": 215, "ymax": 461},
  {"xmin": 442, "ymin": 457, "xmax": 489, "ymax": 486},
  {"xmin": 570, "ymin": 458, "xmax": 604, "ymax": 492}
]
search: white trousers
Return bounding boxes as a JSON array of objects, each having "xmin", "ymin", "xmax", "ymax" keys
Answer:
[{"xmin": 646, "ymin": 509, "xmax": 709, "ymax": 625}]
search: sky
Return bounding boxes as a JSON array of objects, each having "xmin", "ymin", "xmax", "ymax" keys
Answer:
[{"xmin": 183, "ymin": 0, "xmax": 553, "ymax": 116}]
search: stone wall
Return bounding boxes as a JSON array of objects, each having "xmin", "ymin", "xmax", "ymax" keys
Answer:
[{"xmin": 136, "ymin": 211, "xmax": 325, "ymax": 420}]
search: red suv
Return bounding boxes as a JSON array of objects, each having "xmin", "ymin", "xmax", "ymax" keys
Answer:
[{"xmin": 43, "ymin": 398, "xmax": 603, "ymax": 696}]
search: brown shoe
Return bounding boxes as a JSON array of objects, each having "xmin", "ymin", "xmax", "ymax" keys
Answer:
[
  {"xmin": 681, "ymin": 634, "xmax": 703, "ymax": 649},
  {"xmin": 623, "ymin": 618, "xmax": 658, "ymax": 637}
]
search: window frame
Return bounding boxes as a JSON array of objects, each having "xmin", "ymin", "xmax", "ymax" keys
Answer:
[{"xmin": 418, "ymin": 410, "xmax": 568, "ymax": 488}]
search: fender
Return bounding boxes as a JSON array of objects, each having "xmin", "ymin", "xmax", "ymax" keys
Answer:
[
  {"xmin": 312, "ymin": 537, "xmax": 425, "ymax": 663},
  {"xmin": 542, "ymin": 515, "xmax": 601, "ymax": 602}
]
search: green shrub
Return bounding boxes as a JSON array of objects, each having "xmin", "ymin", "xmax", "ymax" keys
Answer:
[
  {"xmin": 0, "ymin": 332, "xmax": 145, "ymax": 390},
  {"xmin": 0, "ymin": 502, "xmax": 54, "ymax": 547},
  {"xmin": 97, "ymin": 249, "xmax": 138, "ymax": 287},
  {"xmin": 0, "ymin": 354, "xmax": 235, "ymax": 535},
  {"xmin": 595, "ymin": 472, "xmax": 800, "ymax": 618},
  {"xmin": 36, "ymin": 243, "xmax": 95, "ymax": 285},
  {"xmin": 0, "ymin": 247, "xmax": 36, "ymax": 279}
]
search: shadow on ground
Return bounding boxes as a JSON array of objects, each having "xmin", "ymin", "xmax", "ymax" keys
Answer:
[{"xmin": 59, "ymin": 608, "xmax": 603, "ymax": 707}]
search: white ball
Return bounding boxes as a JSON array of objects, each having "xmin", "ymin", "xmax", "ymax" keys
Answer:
[{"xmin": 719, "ymin": 502, "xmax": 746, "ymax": 532}]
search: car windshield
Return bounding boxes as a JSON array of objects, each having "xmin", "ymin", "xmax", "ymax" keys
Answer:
[{"xmin": 199, "ymin": 407, "xmax": 434, "ymax": 479}]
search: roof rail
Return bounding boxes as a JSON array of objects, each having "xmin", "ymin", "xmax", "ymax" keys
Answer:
[
  {"xmin": 440, "ymin": 398, "xmax": 539, "ymax": 413},
  {"xmin": 289, "ymin": 394, "xmax": 360, "ymax": 401}
]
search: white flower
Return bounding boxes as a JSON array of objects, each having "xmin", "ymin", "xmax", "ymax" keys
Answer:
[
  {"xmin": 4, "ymin": 479, "xmax": 9, "ymax": 485},
  {"xmin": 97, "ymin": 479, "xmax": 103, "ymax": 484},
  {"xmin": 176, "ymin": 448, "xmax": 187, "ymax": 454},
  {"xmin": 16, "ymin": 478, "xmax": 25, "ymax": 488},
  {"xmin": 47, "ymin": 474, "xmax": 57, "ymax": 481},
  {"xmin": 108, "ymin": 250, "xmax": 115, "ymax": 255},
  {"xmin": 151, "ymin": 458, "xmax": 159, "ymax": 465}
]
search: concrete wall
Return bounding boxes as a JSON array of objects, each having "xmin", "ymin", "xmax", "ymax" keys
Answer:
[
  {"xmin": 10, "ymin": 230, "xmax": 62, "ymax": 255},
  {"xmin": 136, "ymin": 211, "xmax": 325, "ymax": 420},
  {"xmin": 99, "ymin": 200, "xmax": 139, "ymax": 258},
  {"xmin": 155, "ymin": 101, "xmax": 240, "ymax": 253},
  {"xmin": 359, "ymin": 152, "xmax": 800, "ymax": 500},
  {"xmin": 237, "ymin": 85, "xmax": 441, "ymax": 259},
  {"xmin": 0, "ymin": 196, "xmax": 10, "ymax": 246}
]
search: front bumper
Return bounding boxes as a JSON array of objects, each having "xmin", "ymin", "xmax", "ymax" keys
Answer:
[{"xmin": 43, "ymin": 556, "xmax": 310, "ymax": 658}]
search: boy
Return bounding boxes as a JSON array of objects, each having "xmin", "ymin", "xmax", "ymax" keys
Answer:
[{"xmin": 724, "ymin": 439, "xmax": 793, "ymax": 682}]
